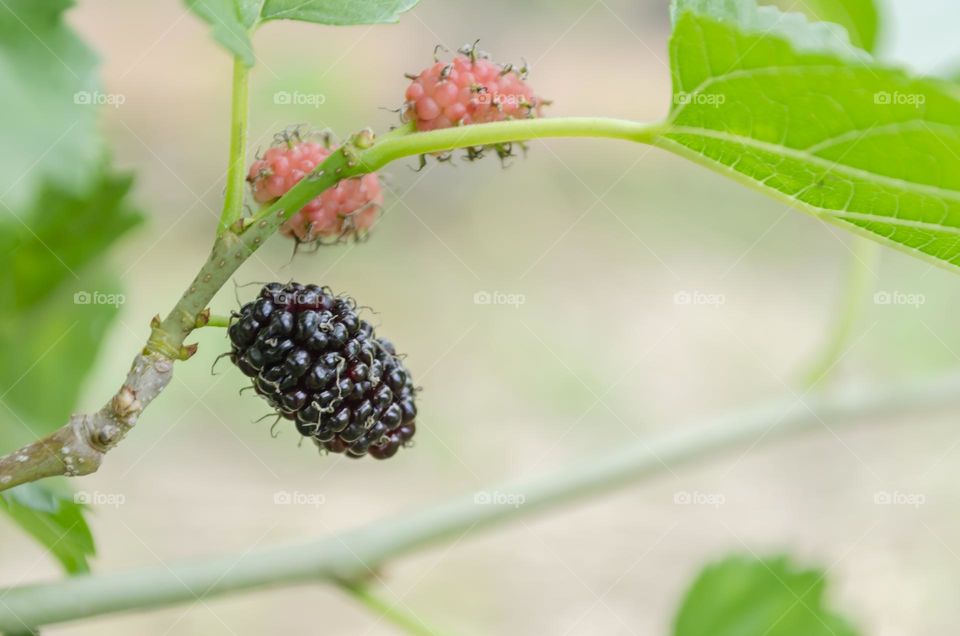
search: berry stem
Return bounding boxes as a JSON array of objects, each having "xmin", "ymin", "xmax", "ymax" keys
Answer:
[
  {"xmin": 218, "ymin": 56, "xmax": 250, "ymax": 235},
  {"xmin": 358, "ymin": 117, "xmax": 666, "ymax": 172},
  {"xmin": 241, "ymin": 117, "xmax": 664, "ymax": 234},
  {"xmin": 339, "ymin": 582, "xmax": 443, "ymax": 636},
  {"xmin": 201, "ymin": 313, "xmax": 232, "ymax": 328},
  {"xmin": 2, "ymin": 370, "xmax": 959, "ymax": 629}
]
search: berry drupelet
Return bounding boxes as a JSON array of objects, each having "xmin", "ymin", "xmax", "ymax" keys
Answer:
[{"xmin": 228, "ymin": 282, "xmax": 417, "ymax": 460}]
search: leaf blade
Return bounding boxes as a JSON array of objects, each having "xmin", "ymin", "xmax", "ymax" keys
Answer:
[
  {"xmin": 662, "ymin": 0, "xmax": 960, "ymax": 270},
  {"xmin": 0, "ymin": 483, "xmax": 95, "ymax": 575},
  {"xmin": 673, "ymin": 554, "xmax": 859, "ymax": 636},
  {"xmin": 0, "ymin": 0, "xmax": 104, "ymax": 209},
  {"xmin": 763, "ymin": 0, "xmax": 880, "ymax": 52},
  {"xmin": 260, "ymin": 0, "xmax": 419, "ymax": 25},
  {"xmin": 186, "ymin": 0, "xmax": 420, "ymax": 65},
  {"xmin": 0, "ymin": 166, "xmax": 140, "ymax": 573}
]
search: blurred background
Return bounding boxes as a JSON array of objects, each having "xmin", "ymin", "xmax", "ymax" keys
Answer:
[{"xmin": 3, "ymin": 0, "xmax": 960, "ymax": 633}]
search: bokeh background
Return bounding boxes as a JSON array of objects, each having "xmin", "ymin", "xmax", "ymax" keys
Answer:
[{"xmin": 3, "ymin": 0, "xmax": 960, "ymax": 633}]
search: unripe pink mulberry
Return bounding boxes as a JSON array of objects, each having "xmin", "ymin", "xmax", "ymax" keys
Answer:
[
  {"xmin": 247, "ymin": 131, "xmax": 383, "ymax": 243},
  {"xmin": 403, "ymin": 43, "xmax": 543, "ymax": 133}
]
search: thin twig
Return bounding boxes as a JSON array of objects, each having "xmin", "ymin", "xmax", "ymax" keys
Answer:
[{"xmin": 339, "ymin": 582, "xmax": 444, "ymax": 636}]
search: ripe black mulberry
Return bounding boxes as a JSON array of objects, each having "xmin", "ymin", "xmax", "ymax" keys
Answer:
[{"xmin": 229, "ymin": 282, "xmax": 417, "ymax": 459}]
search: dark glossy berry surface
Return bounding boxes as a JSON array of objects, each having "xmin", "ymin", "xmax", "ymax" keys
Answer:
[{"xmin": 229, "ymin": 282, "xmax": 418, "ymax": 459}]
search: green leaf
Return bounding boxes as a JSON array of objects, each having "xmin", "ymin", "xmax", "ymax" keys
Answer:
[
  {"xmin": 0, "ymin": 167, "xmax": 140, "ymax": 573},
  {"xmin": 673, "ymin": 554, "xmax": 859, "ymax": 636},
  {"xmin": 0, "ymin": 167, "xmax": 140, "ymax": 434},
  {"xmin": 0, "ymin": 482, "xmax": 95, "ymax": 575},
  {"xmin": 660, "ymin": 0, "xmax": 960, "ymax": 271},
  {"xmin": 2, "ymin": 169, "xmax": 141, "ymax": 310},
  {"xmin": 184, "ymin": 0, "xmax": 259, "ymax": 67},
  {"xmin": 260, "ymin": 0, "xmax": 420, "ymax": 25},
  {"xmin": 763, "ymin": 0, "xmax": 879, "ymax": 52},
  {"xmin": 0, "ymin": 0, "xmax": 104, "ymax": 209},
  {"xmin": 0, "ymin": 274, "xmax": 127, "ymax": 439},
  {"xmin": 186, "ymin": 0, "xmax": 420, "ymax": 66}
]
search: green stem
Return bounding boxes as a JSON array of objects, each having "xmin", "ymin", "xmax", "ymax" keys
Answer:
[
  {"xmin": 801, "ymin": 235, "xmax": 881, "ymax": 389},
  {"xmin": 358, "ymin": 117, "xmax": 664, "ymax": 172},
  {"xmin": 202, "ymin": 314, "xmax": 232, "ymax": 328},
  {"xmin": 339, "ymin": 583, "xmax": 443, "ymax": 636},
  {"xmin": 218, "ymin": 56, "xmax": 250, "ymax": 235},
  {"xmin": 2, "ymin": 371, "xmax": 959, "ymax": 630},
  {"xmin": 143, "ymin": 117, "xmax": 664, "ymax": 357}
]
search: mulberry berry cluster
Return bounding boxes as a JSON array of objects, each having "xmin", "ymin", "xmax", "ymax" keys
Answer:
[
  {"xmin": 403, "ymin": 42, "xmax": 545, "ymax": 160},
  {"xmin": 247, "ymin": 130, "xmax": 383, "ymax": 244},
  {"xmin": 229, "ymin": 282, "xmax": 417, "ymax": 459}
]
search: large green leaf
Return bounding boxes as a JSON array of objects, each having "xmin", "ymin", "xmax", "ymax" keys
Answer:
[
  {"xmin": 0, "ymin": 483, "xmax": 95, "ymax": 575},
  {"xmin": 2, "ymin": 169, "xmax": 141, "ymax": 310},
  {"xmin": 764, "ymin": 0, "xmax": 879, "ymax": 52},
  {"xmin": 0, "ymin": 0, "xmax": 103, "ymax": 209},
  {"xmin": 186, "ymin": 0, "xmax": 420, "ymax": 66},
  {"xmin": 659, "ymin": 0, "xmax": 960, "ymax": 271},
  {"xmin": 0, "ymin": 167, "xmax": 140, "ymax": 434},
  {"xmin": 673, "ymin": 555, "xmax": 859, "ymax": 636},
  {"xmin": 0, "ymin": 167, "xmax": 140, "ymax": 573}
]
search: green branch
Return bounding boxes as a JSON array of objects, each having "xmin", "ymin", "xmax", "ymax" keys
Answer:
[
  {"xmin": 358, "ymin": 117, "xmax": 664, "ymax": 172},
  {"xmin": 148, "ymin": 117, "xmax": 663, "ymax": 356},
  {"xmin": 1, "ymin": 115, "xmax": 669, "ymax": 493},
  {"xmin": 218, "ymin": 56, "xmax": 250, "ymax": 235},
  {"xmin": 2, "ymin": 371, "xmax": 959, "ymax": 630}
]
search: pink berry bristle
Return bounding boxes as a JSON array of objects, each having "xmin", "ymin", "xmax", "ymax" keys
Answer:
[
  {"xmin": 402, "ymin": 41, "xmax": 545, "ymax": 162},
  {"xmin": 247, "ymin": 128, "xmax": 383, "ymax": 244}
]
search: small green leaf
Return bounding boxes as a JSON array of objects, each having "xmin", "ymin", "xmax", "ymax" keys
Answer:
[
  {"xmin": 0, "ymin": 482, "xmax": 95, "ymax": 575},
  {"xmin": 0, "ymin": 0, "xmax": 104, "ymax": 209},
  {"xmin": 661, "ymin": 0, "xmax": 960, "ymax": 271},
  {"xmin": 184, "ymin": 0, "xmax": 259, "ymax": 66},
  {"xmin": 673, "ymin": 554, "xmax": 859, "ymax": 636},
  {"xmin": 763, "ymin": 0, "xmax": 880, "ymax": 52},
  {"xmin": 185, "ymin": 0, "xmax": 420, "ymax": 65},
  {"xmin": 260, "ymin": 0, "xmax": 419, "ymax": 26}
]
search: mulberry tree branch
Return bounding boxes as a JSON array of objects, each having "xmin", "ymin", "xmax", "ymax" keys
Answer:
[
  {"xmin": 1, "ymin": 371, "xmax": 958, "ymax": 630},
  {"xmin": 0, "ymin": 116, "xmax": 662, "ymax": 493}
]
